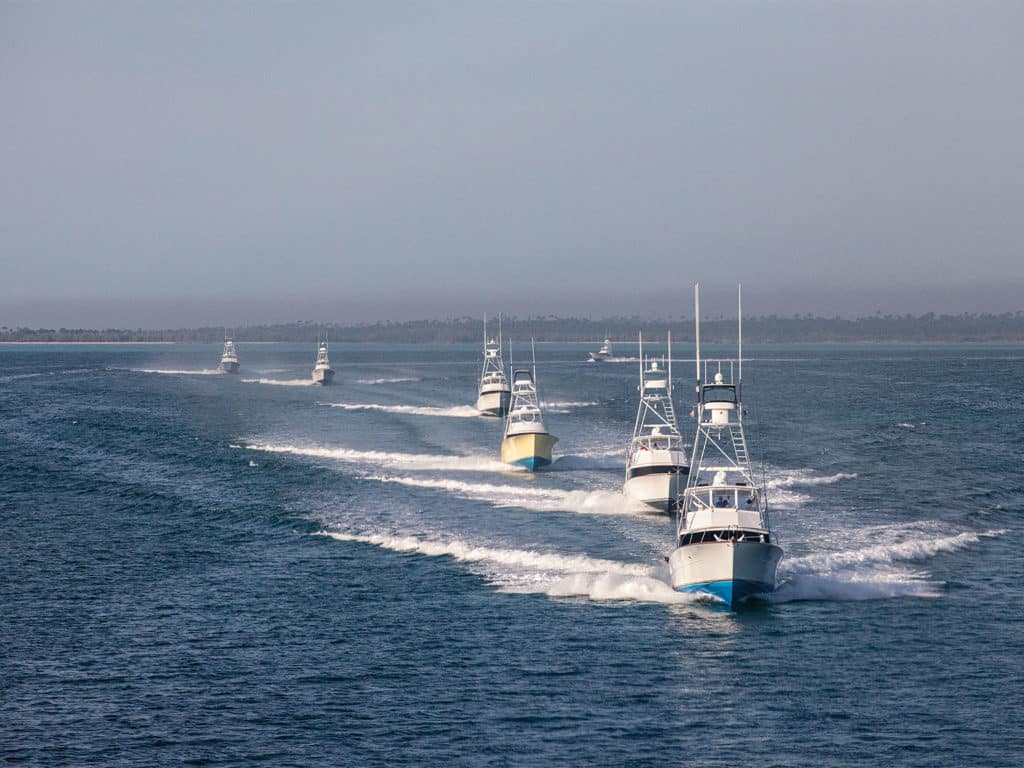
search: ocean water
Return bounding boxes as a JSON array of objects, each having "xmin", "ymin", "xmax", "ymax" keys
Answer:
[{"xmin": 1, "ymin": 342, "xmax": 1022, "ymax": 767}]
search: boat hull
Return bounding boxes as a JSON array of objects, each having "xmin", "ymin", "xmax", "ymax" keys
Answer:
[
  {"xmin": 312, "ymin": 368, "xmax": 335, "ymax": 385},
  {"xmin": 220, "ymin": 361, "xmax": 239, "ymax": 374},
  {"xmin": 500, "ymin": 432, "xmax": 557, "ymax": 471},
  {"xmin": 476, "ymin": 388, "xmax": 511, "ymax": 417},
  {"xmin": 669, "ymin": 541, "xmax": 782, "ymax": 607},
  {"xmin": 623, "ymin": 472, "xmax": 683, "ymax": 514}
]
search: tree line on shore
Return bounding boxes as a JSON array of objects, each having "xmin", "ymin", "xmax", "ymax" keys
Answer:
[{"xmin": 3, "ymin": 312, "xmax": 1024, "ymax": 343}]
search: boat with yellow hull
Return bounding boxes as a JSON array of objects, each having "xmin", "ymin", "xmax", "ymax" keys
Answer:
[
  {"xmin": 500, "ymin": 432, "xmax": 557, "ymax": 471},
  {"xmin": 501, "ymin": 341, "xmax": 557, "ymax": 472}
]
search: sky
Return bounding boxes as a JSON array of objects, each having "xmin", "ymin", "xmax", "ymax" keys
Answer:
[{"xmin": 2, "ymin": 1, "xmax": 1022, "ymax": 328}]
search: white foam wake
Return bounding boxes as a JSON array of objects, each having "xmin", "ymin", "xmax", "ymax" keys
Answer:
[
  {"xmin": 356, "ymin": 377, "xmax": 421, "ymax": 385},
  {"xmin": 133, "ymin": 368, "xmax": 222, "ymax": 375},
  {"xmin": 770, "ymin": 572, "xmax": 943, "ymax": 602},
  {"xmin": 784, "ymin": 529, "xmax": 1005, "ymax": 573},
  {"xmin": 770, "ymin": 528, "xmax": 1004, "ymax": 603},
  {"xmin": 541, "ymin": 400, "xmax": 600, "ymax": 413},
  {"xmin": 246, "ymin": 442, "xmax": 510, "ymax": 472},
  {"xmin": 364, "ymin": 474, "xmax": 633, "ymax": 516},
  {"xmin": 771, "ymin": 472, "xmax": 858, "ymax": 488},
  {"xmin": 510, "ymin": 572, "xmax": 697, "ymax": 604},
  {"xmin": 241, "ymin": 378, "xmax": 312, "ymax": 387},
  {"xmin": 324, "ymin": 402, "xmax": 480, "ymax": 418},
  {"xmin": 321, "ymin": 530, "xmax": 696, "ymax": 604},
  {"xmin": 320, "ymin": 531, "xmax": 650, "ymax": 576}
]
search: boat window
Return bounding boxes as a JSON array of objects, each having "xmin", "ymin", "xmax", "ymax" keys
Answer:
[
  {"xmin": 703, "ymin": 385, "xmax": 736, "ymax": 404},
  {"xmin": 679, "ymin": 529, "xmax": 769, "ymax": 546},
  {"xmin": 627, "ymin": 465, "xmax": 688, "ymax": 480}
]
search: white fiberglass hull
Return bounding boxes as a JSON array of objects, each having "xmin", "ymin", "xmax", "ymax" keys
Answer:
[
  {"xmin": 312, "ymin": 367, "xmax": 335, "ymax": 385},
  {"xmin": 669, "ymin": 540, "xmax": 782, "ymax": 606},
  {"xmin": 220, "ymin": 360, "xmax": 239, "ymax": 374},
  {"xmin": 623, "ymin": 471, "xmax": 683, "ymax": 514},
  {"xmin": 476, "ymin": 388, "xmax": 511, "ymax": 417}
]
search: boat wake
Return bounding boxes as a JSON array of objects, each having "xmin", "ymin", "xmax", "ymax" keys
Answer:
[
  {"xmin": 320, "ymin": 530, "xmax": 696, "ymax": 603},
  {"xmin": 356, "ymin": 377, "xmax": 421, "ymax": 385},
  {"xmin": 771, "ymin": 471, "xmax": 858, "ymax": 487},
  {"xmin": 771, "ymin": 528, "xmax": 1004, "ymax": 603},
  {"xmin": 246, "ymin": 442, "xmax": 511, "ymax": 472},
  {"xmin": 785, "ymin": 528, "xmax": 1004, "ymax": 573},
  {"xmin": 321, "ymin": 530, "xmax": 649, "ymax": 575},
  {"xmin": 541, "ymin": 400, "xmax": 600, "ymax": 413},
  {"xmin": 324, "ymin": 402, "xmax": 480, "ymax": 418},
  {"xmin": 362, "ymin": 474, "xmax": 634, "ymax": 516},
  {"xmin": 317, "ymin": 521, "xmax": 1002, "ymax": 607},
  {"xmin": 241, "ymin": 378, "xmax": 312, "ymax": 387},
  {"xmin": 133, "ymin": 368, "xmax": 222, "ymax": 375}
]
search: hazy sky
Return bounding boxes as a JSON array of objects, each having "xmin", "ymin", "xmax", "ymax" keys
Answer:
[{"xmin": 2, "ymin": 1, "xmax": 1022, "ymax": 327}]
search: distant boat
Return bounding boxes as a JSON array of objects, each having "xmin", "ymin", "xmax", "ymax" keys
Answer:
[
  {"xmin": 475, "ymin": 315, "xmax": 512, "ymax": 417},
  {"xmin": 220, "ymin": 332, "xmax": 239, "ymax": 374},
  {"xmin": 588, "ymin": 337, "xmax": 612, "ymax": 362},
  {"xmin": 311, "ymin": 335, "xmax": 335, "ymax": 386},
  {"xmin": 623, "ymin": 332, "xmax": 689, "ymax": 513},
  {"xmin": 500, "ymin": 339, "xmax": 557, "ymax": 471},
  {"xmin": 668, "ymin": 285, "xmax": 782, "ymax": 607}
]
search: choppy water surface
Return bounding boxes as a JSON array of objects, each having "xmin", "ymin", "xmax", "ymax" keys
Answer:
[{"xmin": 2, "ymin": 342, "xmax": 1022, "ymax": 766}]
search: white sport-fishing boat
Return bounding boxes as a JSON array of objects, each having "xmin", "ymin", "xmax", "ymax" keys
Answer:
[
  {"xmin": 500, "ymin": 340, "xmax": 557, "ymax": 471},
  {"xmin": 588, "ymin": 337, "xmax": 612, "ymax": 362},
  {"xmin": 669, "ymin": 285, "xmax": 782, "ymax": 607},
  {"xmin": 475, "ymin": 315, "xmax": 512, "ymax": 417},
  {"xmin": 311, "ymin": 334, "xmax": 335, "ymax": 385},
  {"xmin": 623, "ymin": 332, "xmax": 689, "ymax": 513},
  {"xmin": 220, "ymin": 331, "xmax": 239, "ymax": 374}
]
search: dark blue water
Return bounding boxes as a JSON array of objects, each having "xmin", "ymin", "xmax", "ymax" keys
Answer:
[{"xmin": 2, "ymin": 343, "xmax": 1022, "ymax": 766}]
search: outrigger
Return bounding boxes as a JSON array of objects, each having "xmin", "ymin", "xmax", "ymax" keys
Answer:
[{"xmin": 668, "ymin": 285, "xmax": 782, "ymax": 607}]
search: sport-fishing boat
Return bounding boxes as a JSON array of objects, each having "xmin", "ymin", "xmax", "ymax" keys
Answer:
[
  {"xmin": 475, "ymin": 315, "xmax": 512, "ymax": 417},
  {"xmin": 500, "ymin": 340, "xmax": 557, "ymax": 471},
  {"xmin": 669, "ymin": 285, "xmax": 782, "ymax": 607},
  {"xmin": 311, "ymin": 334, "xmax": 335, "ymax": 385},
  {"xmin": 220, "ymin": 331, "xmax": 240, "ymax": 374},
  {"xmin": 588, "ymin": 337, "xmax": 612, "ymax": 362},
  {"xmin": 623, "ymin": 332, "xmax": 689, "ymax": 513}
]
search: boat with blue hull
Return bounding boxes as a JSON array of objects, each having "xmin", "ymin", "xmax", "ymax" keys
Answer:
[{"xmin": 669, "ymin": 285, "xmax": 782, "ymax": 607}]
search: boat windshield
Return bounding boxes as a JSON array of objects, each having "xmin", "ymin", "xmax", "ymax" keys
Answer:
[
  {"xmin": 702, "ymin": 385, "xmax": 736, "ymax": 404},
  {"xmin": 686, "ymin": 485, "xmax": 760, "ymax": 511}
]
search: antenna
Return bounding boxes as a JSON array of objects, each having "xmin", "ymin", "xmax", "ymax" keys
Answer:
[
  {"xmin": 667, "ymin": 330, "xmax": 672, "ymax": 396},
  {"xmin": 483, "ymin": 313, "xmax": 487, "ymax": 348},
  {"xmin": 638, "ymin": 331, "xmax": 644, "ymax": 392},
  {"xmin": 738, "ymin": 284, "xmax": 743, "ymax": 384},
  {"xmin": 498, "ymin": 313, "xmax": 503, "ymax": 351},
  {"xmin": 694, "ymin": 284, "xmax": 701, "ymax": 388},
  {"xmin": 531, "ymin": 337, "xmax": 537, "ymax": 383}
]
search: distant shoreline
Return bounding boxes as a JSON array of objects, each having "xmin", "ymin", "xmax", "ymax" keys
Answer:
[{"xmin": 3, "ymin": 313, "xmax": 1024, "ymax": 344}]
